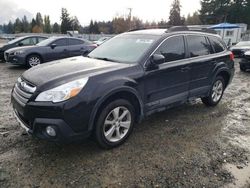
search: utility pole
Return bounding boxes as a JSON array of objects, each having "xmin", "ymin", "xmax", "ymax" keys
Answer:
[{"xmin": 127, "ymin": 8, "xmax": 132, "ymax": 30}]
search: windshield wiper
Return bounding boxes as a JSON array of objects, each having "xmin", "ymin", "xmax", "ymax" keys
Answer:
[{"xmin": 90, "ymin": 56, "xmax": 119, "ymax": 63}]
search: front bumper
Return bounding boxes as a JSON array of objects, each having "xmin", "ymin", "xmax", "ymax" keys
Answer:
[
  {"xmin": 5, "ymin": 53, "xmax": 26, "ymax": 65},
  {"xmin": 11, "ymin": 82, "xmax": 94, "ymax": 142},
  {"xmin": 239, "ymin": 58, "xmax": 250, "ymax": 68},
  {"xmin": 13, "ymin": 109, "xmax": 91, "ymax": 142}
]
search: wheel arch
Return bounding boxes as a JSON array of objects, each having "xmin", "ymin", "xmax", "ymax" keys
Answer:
[
  {"xmin": 88, "ymin": 87, "xmax": 144, "ymax": 132},
  {"xmin": 26, "ymin": 53, "xmax": 43, "ymax": 64},
  {"xmin": 215, "ymin": 69, "xmax": 231, "ymax": 88}
]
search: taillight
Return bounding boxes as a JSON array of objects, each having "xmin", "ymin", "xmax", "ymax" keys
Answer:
[{"xmin": 230, "ymin": 52, "xmax": 234, "ymax": 61}]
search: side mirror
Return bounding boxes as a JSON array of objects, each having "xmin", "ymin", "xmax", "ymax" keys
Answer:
[
  {"xmin": 18, "ymin": 42, "xmax": 23, "ymax": 46},
  {"xmin": 150, "ymin": 54, "xmax": 165, "ymax": 65},
  {"xmin": 50, "ymin": 43, "xmax": 57, "ymax": 49}
]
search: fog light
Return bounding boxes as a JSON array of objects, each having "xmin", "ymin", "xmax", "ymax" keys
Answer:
[{"xmin": 46, "ymin": 126, "xmax": 56, "ymax": 137}]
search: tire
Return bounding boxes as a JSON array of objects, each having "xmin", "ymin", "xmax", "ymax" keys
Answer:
[
  {"xmin": 26, "ymin": 55, "xmax": 42, "ymax": 68},
  {"xmin": 240, "ymin": 64, "xmax": 247, "ymax": 72},
  {"xmin": 201, "ymin": 76, "xmax": 225, "ymax": 107},
  {"xmin": 95, "ymin": 99, "xmax": 135, "ymax": 149}
]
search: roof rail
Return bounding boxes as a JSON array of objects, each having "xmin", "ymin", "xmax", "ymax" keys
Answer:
[{"xmin": 166, "ymin": 26, "xmax": 217, "ymax": 34}]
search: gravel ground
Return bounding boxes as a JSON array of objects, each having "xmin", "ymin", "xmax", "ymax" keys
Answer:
[{"xmin": 0, "ymin": 60, "xmax": 250, "ymax": 188}]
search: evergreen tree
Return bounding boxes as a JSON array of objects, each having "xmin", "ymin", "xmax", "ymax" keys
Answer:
[
  {"xmin": 89, "ymin": 20, "xmax": 94, "ymax": 33},
  {"xmin": 52, "ymin": 22, "xmax": 60, "ymax": 33},
  {"xmin": 169, "ymin": 0, "xmax": 183, "ymax": 26},
  {"xmin": 14, "ymin": 18, "xmax": 22, "ymax": 33},
  {"xmin": 31, "ymin": 18, "xmax": 36, "ymax": 32},
  {"xmin": 35, "ymin": 12, "xmax": 44, "ymax": 29},
  {"xmin": 60, "ymin": 8, "xmax": 72, "ymax": 34},
  {"xmin": 185, "ymin": 12, "xmax": 202, "ymax": 25},
  {"xmin": 44, "ymin": 15, "xmax": 52, "ymax": 33},
  {"xmin": 22, "ymin": 15, "xmax": 30, "ymax": 33}
]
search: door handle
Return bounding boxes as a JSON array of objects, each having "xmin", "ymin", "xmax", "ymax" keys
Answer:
[{"xmin": 181, "ymin": 67, "xmax": 191, "ymax": 72}]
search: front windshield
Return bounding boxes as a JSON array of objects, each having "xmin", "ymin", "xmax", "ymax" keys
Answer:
[
  {"xmin": 7, "ymin": 36, "xmax": 26, "ymax": 44},
  {"xmin": 88, "ymin": 34, "xmax": 158, "ymax": 63},
  {"xmin": 236, "ymin": 41, "xmax": 250, "ymax": 47},
  {"xmin": 36, "ymin": 37, "xmax": 56, "ymax": 46}
]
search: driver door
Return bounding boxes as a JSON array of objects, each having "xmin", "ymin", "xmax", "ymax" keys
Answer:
[
  {"xmin": 47, "ymin": 38, "xmax": 69, "ymax": 61},
  {"xmin": 144, "ymin": 35, "xmax": 191, "ymax": 112}
]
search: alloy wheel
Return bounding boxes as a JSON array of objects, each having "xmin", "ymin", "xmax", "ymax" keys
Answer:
[{"xmin": 103, "ymin": 106, "xmax": 132, "ymax": 143}]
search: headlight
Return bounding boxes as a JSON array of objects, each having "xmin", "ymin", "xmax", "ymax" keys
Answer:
[
  {"xmin": 35, "ymin": 77, "xmax": 89, "ymax": 103},
  {"xmin": 14, "ymin": 50, "xmax": 25, "ymax": 55}
]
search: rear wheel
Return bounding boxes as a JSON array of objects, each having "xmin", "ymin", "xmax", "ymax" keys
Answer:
[
  {"xmin": 202, "ymin": 76, "xmax": 225, "ymax": 107},
  {"xmin": 26, "ymin": 55, "xmax": 42, "ymax": 68},
  {"xmin": 240, "ymin": 64, "xmax": 247, "ymax": 72},
  {"xmin": 95, "ymin": 99, "xmax": 135, "ymax": 149}
]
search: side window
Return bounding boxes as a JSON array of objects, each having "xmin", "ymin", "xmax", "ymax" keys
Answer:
[
  {"xmin": 68, "ymin": 39, "xmax": 84, "ymax": 46},
  {"xmin": 20, "ymin": 38, "xmax": 36, "ymax": 45},
  {"xmin": 155, "ymin": 36, "xmax": 185, "ymax": 62},
  {"xmin": 53, "ymin": 39, "xmax": 67, "ymax": 46},
  {"xmin": 209, "ymin": 36, "xmax": 225, "ymax": 53},
  {"xmin": 37, "ymin": 37, "xmax": 46, "ymax": 43},
  {"xmin": 186, "ymin": 35, "xmax": 211, "ymax": 57}
]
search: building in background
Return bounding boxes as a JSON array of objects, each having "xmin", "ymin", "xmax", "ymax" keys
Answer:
[{"xmin": 209, "ymin": 23, "xmax": 247, "ymax": 45}]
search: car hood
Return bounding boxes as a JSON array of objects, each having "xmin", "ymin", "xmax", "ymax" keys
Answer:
[
  {"xmin": 6, "ymin": 45, "xmax": 35, "ymax": 53},
  {"xmin": 22, "ymin": 56, "xmax": 131, "ymax": 87}
]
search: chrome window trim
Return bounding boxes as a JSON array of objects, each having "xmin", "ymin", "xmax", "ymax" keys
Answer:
[{"xmin": 143, "ymin": 33, "xmax": 227, "ymax": 69}]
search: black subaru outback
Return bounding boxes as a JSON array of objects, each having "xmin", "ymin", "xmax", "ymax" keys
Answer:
[{"xmin": 11, "ymin": 27, "xmax": 235, "ymax": 149}]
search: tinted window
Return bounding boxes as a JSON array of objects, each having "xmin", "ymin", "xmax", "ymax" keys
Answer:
[
  {"xmin": 54, "ymin": 39, "xmax": 67, "ymax": 46},
  {"xmin": 187, "ymin": 35, "xmax": 211, "ymax": 57},
  {"xmin": 209, "ymin": 37, "xmax": 225, "ymax": 53},
  {"xmin": 68, "ymin": 39, "xmax": 84, "ymax": 45},
  {"xmin": 20, "ymin": 37, "xmax": 36, "ymax": 45},
  {"xmin": 155, "ymin": 36, "xmax": 185, "ymax": 62}
]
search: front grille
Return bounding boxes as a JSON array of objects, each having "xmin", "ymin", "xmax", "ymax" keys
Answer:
[{"xmin": 12, "ymin": 78, "xmax": 36, "ymax": 107}]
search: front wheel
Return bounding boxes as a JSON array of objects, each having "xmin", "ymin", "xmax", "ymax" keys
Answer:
[
  {"xmin": 202, "ymin": 76, "xmax": 225, "ymax": 107},
  {"xmin": 26, "ymin": 55, "xmax": 42, "ymax": 68},
  {"xmin": 95, "ymin": 99, "xmax": 135, "ymax": 149}
]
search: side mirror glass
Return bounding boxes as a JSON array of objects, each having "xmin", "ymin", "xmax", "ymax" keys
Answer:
[
  {"xmin": 18, "ymin": 42, "xmax": 23, "ymax": 46},
  {"xmin": 50, "ymin": 43, "xmax": 57, "ymax": 49},
  {"xmin": 150, "ymin": 54, "xmax": 165, "ymax": 65}
]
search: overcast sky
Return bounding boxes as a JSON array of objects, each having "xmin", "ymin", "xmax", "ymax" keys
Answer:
[{"xmin": 0, "ymin": 0, "xmax": 201, "ymax": 25}]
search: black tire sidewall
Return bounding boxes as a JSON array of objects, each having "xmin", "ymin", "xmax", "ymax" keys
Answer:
[
  {"xmin": 95, "ymin": 99, "xmax": 135, "ymax": 149},
  {"xmin": 240, "ymin": 64, "xmax": 246, "ymax": 72}
]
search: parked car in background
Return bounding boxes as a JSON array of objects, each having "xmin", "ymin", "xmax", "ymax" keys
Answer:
[
  {"xmin": 11, "ymin": 27, "xmax": 235, "ymax": 148},
  {"xmin": 0, "ymin": 36, "xmax": 47, "ymax": 61},
  {"xmin": 5, "ymin": 37, "xmax": 97, "ymax": 67},
  {"xmin": 93, "ymin": 36, "xmax": 111, "ymax": 46},
  {"xmin": 230, "ymin": 41, "xmax": 250, "ymax": 57},
  {"xmin": 239, "ymin": 51, "xmax": 250, "ymax": 72}
]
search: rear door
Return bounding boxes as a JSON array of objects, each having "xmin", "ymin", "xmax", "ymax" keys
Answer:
[
  {"xmin": 144, "ymin": 35, "xmax": 190, "ymax": 112},
  {"xmin": 186, "ymin": 35, "xmax": 215, "ymax": 97},
  {"xmin": 68, "ymin": 38, "xmax": 86, "ymax": 57}
]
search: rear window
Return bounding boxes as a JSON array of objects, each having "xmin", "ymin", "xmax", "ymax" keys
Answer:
[
  {"xmin": 209, "ymin": 36, "xmax": 225, "ymax": 53},
  {"xmin": 68, "ymin": 39, "xmax": 84, "ymax": 45},
  {"xmin": 186, "ymin": 35, "xmax": 211, "ymax": 57}
]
